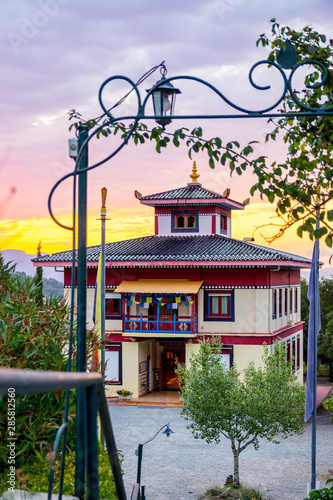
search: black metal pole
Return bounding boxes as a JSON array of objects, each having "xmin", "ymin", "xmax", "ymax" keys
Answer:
[
  {"xmin": 75, "ymin": 125, "xmax": 89, "ymax": 499},
  {"xmin": 136, "ymin": 443, "xmax": 143, "ymax": 497},
  {"xmin": 311, "ymin": 212, "xmax": 320, "ymax": 491},
  {"xmin": 86, "ymin": 384, "xmax": 99, "ymax": 500},
  {"xmin": 96, "ymin": 383, "xmax": 127, "ymax": 500}
]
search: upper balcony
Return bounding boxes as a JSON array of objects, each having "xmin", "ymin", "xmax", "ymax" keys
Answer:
[
  {"xmin": 111, "ymin": 278, "xmax": 203, "ymax": 337},
  {"xmin": 124, "ymin": 312, "xmax": 197, "ymax": 335}
]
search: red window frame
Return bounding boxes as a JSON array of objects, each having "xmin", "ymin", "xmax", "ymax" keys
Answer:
[
  {"xmin": 205, "ymin": 291, "xmax": 233, "ymax": 321},
  {"xmin": 220, "ymin": 214, "xmax": 227, "ymax": 232},
  {"xmin": 105, "ymin": 293, "xmax": 122, "ymax": 319},
  {"xmin": 279, "ymin": 288, "xmax": 282, "ymax": 318}
]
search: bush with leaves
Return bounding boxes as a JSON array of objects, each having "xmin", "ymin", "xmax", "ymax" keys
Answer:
[
  {"xmin": 176, "ymin": 339, "xmax": 305, "ymax": 488},
  {"xmin": 68, "ymin": 21, "xmax": 333, "ymax": 246},
  {"xmin": 0, "ymin": 252, "xmax": 99, "ymax": 471},
  {"xmin": 254, "ymin": 21, "xmax": 333, "ymax": 245},
  {"xmin": 304, "ymin": 479, "xmax": 333, "ymax": 500},
  {"xmin": 0, "ymin": 444, "xmax": 121, "ymax": 498}
]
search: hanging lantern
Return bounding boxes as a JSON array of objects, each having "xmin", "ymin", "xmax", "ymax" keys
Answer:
[{"xmin": 147, "ymin": 65, "xmax": 181, "ymax": 128}]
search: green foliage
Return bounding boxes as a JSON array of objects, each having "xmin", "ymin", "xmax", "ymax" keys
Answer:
[
  {"xmin": 68, "ymin": 21, "xmax": 333, "ymax": 246},
  {"xmin": 0, "ymin": 253, "xmax": 99, "ymax": 469},
  {"xmin": 42, "ymin": 276, "xmax": 63, "ymax": 299},
  {"xmin": 301, "ymin": 275, "xmax": 333, "ymax": 378},
  {"xmin": 0, "ymin": 445, "xmax": 121, "ymax": 498},
  {"xmin": 14, "ymin": 270, "xmax": 63, "ymax": 299},
  {"xmin": 304, "ymin": 479, "xmax": 333, "ymax": 499},
  {"xmin": 34, "ymin": 241, "xmax": 43, "ymax": 307},
  {"xmin": 202, "ymin": 485, "xmax": 264, "ymax": 499},
  {"xmin": 323, "ymin": 397, "xmax": 333, "ymax": 423},
  {"xmin": 176, "ymin": 339, "xmax": 305, "ymax": 487},
  {"xmin": 254, "ymin": 21, "xmax": 333, "ymax": 245}
]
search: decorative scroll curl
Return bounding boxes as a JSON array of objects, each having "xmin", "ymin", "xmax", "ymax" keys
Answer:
[{"xmin": 48, "ymin": 55, "xmax": 333, "ymax": 231}]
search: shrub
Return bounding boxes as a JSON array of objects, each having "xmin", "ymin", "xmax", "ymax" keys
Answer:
[
  {"xmin": 323, "ymin": 397, "xmax": 333, "ymax": 423},
  {"xmin": 0, "ymin": 254, "xmax": 99, "ymax": 469}
]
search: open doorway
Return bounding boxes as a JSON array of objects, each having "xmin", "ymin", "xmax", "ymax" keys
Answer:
[{"xmin": 160, "ymin": 341, "xmax": 185, "ymax": 390}]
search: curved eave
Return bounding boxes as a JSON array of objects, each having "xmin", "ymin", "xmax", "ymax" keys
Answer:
[
  {"xmin": 140, "ymin": 198, "xmax": 244, "ymax": 210},
  {"xmin": 33, "ymin": 259, "xmax": 313, "ymax": 269}
]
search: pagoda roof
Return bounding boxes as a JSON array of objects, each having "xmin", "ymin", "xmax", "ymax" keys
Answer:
[
  {"xmin": 33, "ymin": 234, "xmax": 312, "ymax": 268},
  {"xmin": 138, "ymin": 184, "xmax": 244, "ymax": 210}
]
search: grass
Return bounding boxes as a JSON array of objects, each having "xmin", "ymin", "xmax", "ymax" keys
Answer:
[
  {"xmin": 199, "ymin": 484, "xmax": 265, "ymax": 499},
  {"xmin": 0, "ymin": 445, "xmax": 121, "ymax": 499}
]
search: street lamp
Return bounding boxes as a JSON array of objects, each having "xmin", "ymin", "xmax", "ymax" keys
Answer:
[
  {"xmin": 48, "ymin": 45, "xmax": 333, "ymax": 499},
  {"xmin": 135, "ymin": 422, "xmax": 174, "ymax": 499},
  {"xmin": 147, "ymin": 65, "xmax": 181, "ymax": 127}
]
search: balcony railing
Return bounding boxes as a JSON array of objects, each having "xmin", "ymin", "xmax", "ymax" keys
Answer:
[{"xmin": 124, "ymin": 313, "xmax": 197, "ymax": 334}]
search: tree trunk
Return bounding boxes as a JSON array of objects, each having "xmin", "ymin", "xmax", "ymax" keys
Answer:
[{"xmin": 233, "ymin": 450, "xmax": 240, "ymax": 488}]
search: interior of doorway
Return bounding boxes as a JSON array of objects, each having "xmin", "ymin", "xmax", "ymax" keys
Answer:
[{"xmin": 160, "ymin": 341, "xmax": 185, "ymax": 391}]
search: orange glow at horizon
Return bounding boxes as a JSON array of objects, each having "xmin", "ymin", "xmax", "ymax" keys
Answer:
[{"xmin": 0, "ymin": 202, "xmax": 322, "ymax": 265}]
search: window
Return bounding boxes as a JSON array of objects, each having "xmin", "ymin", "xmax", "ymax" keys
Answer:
[
  {"xmin": 105, "ymin": 292, "xmax": 122, "ymax": 319},
  {"xmin": 204, "ymin": 290, "xmax": 234, "ymax": 321},
  {"xmin": 104, "ymin": 344, "xmax": 122, "ymax": 383},
  {"xmin": 296, "ymin": 335, "xmax": 301, "ymax": 370},
  {"xmin": 284, "ymin": 288, "xmax": 288, "ymax": 316},
  {"xmin": 279, "ymin": 288, "xmax": 282, "ymax": 318},
  {"xmin": 292, "ymin": 337, "xmax": 297, "ymax": 371},
  {"xmin": 286, "ymin": 340, "xmax": 292, "ymax": 363},
  {"xmin": 175, "ymin": 213, "xmax": 196, "ymax": 228},
  {"xmin": 272, "ymin": 289, "xmax": 277, "ymax": 319},
  {"xmin": 290, "ymin": 288, "xmax": 293, "ymax": 314},
  {"xmin": 220, "ymin": 214, "xmax": 227, "ymax": 233},
  {"xmin": 171, "ymin": 211, "xmax": 198, "ymax": 232},
  {"xmin": 213, "ymin": 350, "xmax": 233, "ymax": 369},
  {"xmin": 294, "ymin": 287, "xmax": 298, "ymax": 313}
]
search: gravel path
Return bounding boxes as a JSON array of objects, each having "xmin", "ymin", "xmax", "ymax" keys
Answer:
[{"xmin": 109, "ymin": 405, "xmax": 333, "ymax": 500}]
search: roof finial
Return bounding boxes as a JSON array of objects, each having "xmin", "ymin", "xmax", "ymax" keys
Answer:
[{"xmin": 189, "ymin": 161, "xmax": 200, "ymax": 184}]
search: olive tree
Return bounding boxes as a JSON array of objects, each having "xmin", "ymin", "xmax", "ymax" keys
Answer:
[{"xmin": 176, "ymin": 339, "xmax": 305, "ymax": 488}]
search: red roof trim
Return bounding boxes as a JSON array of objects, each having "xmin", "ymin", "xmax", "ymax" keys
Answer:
[{"xmin": 141, "ymin": 198, "xmax": 244, "ymax": 210}]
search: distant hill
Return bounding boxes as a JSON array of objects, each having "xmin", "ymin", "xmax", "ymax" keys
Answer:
[
  {"xmin": 14, "ymin": 271, "xmax": 63, "ymax": 299},
  {"xmin": 2, "ymin": 249, "xmax": 62, "ymax": 281}
]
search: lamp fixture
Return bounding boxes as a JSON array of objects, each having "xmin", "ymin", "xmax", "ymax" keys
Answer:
[{"xmin": 147, "ymin": 65, "xmax": 181, "ymax": 128}]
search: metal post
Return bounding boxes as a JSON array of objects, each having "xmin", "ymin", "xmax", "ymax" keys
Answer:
[
  {"xmin": 136, "ymin": 443, "xmax": 143, "ymax": 493},
  {"xmin": 75, "ymin": 125, "xmax": 89, "ymax": 499},
  {"xmin": 86, "ymin": 384, "xmax": 99, "ymax": 500},
  {"xmin": 311, "ymin": 212, "xmax": 320, "ymax": 491},
  {"xmin": 100, "ymin": 188, "xmax": 107, "ymax": 377},
  {"xmin": 96, "ymin": 383, "xmax": 127, "ymax": 500}
]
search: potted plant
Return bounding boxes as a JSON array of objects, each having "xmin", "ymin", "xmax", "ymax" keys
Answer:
[{"xmin": 116, "ymin": 389, "xmax": 133, "ymax": 401}]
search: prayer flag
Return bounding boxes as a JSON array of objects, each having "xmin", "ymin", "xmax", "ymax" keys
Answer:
[{"xmin": 305, "ymin": 241, "xmax": 321, "ymax": 422}]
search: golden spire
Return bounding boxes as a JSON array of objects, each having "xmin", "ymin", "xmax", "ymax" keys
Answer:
[
  {"xmin": 101, "ymin": 187, "xmax": 107, "ymax": 214},
  {"xmin": 189, "ymin": 161, "xmax": 200, "ymax": 183}
]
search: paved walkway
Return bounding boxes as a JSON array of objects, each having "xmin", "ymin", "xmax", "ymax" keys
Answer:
[
  {"xmin": 114, "ymin": 386, "xmax": 332, "ymax": 409},
  {"xmin": 109, "ymin": 404, "xmax": 333, "ymax": 500}
]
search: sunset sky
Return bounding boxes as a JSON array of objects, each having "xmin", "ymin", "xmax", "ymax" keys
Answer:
[{"xmin": 1, "ymin": 0, "xmax": 333, "ymax": 270}]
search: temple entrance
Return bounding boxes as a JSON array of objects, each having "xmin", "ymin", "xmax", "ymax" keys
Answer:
[{"xmin": 160, "ymin": 341, "xmax": 185, "ymax": 390}]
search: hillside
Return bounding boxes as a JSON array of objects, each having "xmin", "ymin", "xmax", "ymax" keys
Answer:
[{"xmin": 14, "ymin": 271, "xmax": 63, "ymax": 299}]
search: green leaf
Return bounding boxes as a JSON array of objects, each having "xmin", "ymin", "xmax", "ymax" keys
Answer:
[
  {"xmin": 215, "ymin": 137, "xmax": 222, "ymax": 148},
  {"xmin": 267, "ymin": 192, "xmax": 275, "ymax": 203}
]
